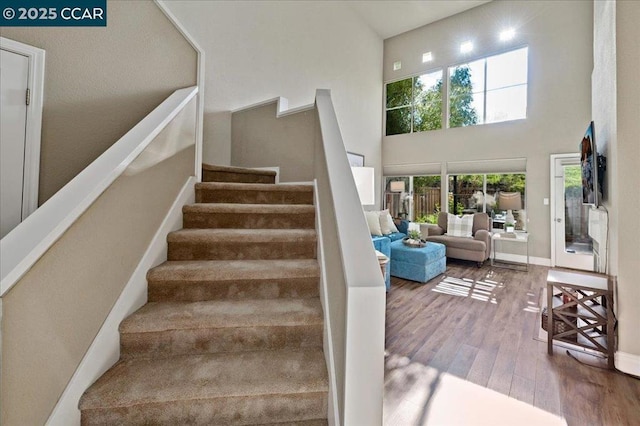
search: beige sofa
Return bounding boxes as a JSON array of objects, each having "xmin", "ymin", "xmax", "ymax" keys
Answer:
[{"xmin": 425, "ymin": 212, "xmax": 492, "ymax": 266}]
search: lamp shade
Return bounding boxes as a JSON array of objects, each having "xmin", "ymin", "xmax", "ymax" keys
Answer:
[
  {"xmin": 389, "ymin": 181, "xmax": 405, "ymax": 192},
  {"xmin": 351, "ymin": 167, "xmax": 375, "ymax": 205},
  {"xmin": 498, "ymin": 192, "xmax": 522, "ymax": 211}
]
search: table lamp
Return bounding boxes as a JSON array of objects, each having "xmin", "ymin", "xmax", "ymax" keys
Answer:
[{"xmin": 499, "ymin": 192, "xmax": 522, "ymax": 231}]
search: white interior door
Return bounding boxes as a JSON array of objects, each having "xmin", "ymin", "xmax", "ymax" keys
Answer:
[
  {"xmin": 1, "ymin": 49, "xmax": 29, "ymax": 239},
  {"xmin": 552, "ymin": 155, "xmax": 594, "ymax": 271}
]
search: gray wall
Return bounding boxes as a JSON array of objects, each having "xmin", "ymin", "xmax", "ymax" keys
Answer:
[
  {"xmin": 594, "ymin": 0, "xmax": 640, "ymax": 366},
  {"xmin": 382, "ymin": 1, "xmax": 593, "ymax": 260},
  {"xmin": 231, "ymin": 101, "xmax": 315, "ymax": 183},
  {"xmin": 162, "ymin": 1, "xmax": 385, "ymax": 206},
  {"xmin": 1, "ymin": 0, "xmax": 197, "ymax": 203},
  {"xmin": 1, "ymin": 98, "xmax": 196, "ymax": 425}
]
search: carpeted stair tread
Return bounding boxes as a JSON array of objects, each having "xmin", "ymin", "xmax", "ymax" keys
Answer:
[
  {"xmin": 196, "ymin": 182, "xmax": 313, "ymax": 192},
  {"xmin": 79, "ymin": 349, "xmax": 328, "ymax": 409},
  {"xmin": 196, "ymin": 182, "xmax": 314, "ymax": 205},
  {"xmin": 168, "ymin": 228, "xmax": 316, "ymax": 243},
  {"xmin": 167, "ymin": 229, "xmax": 317, "ymax": 261},
  {"xmin": 148, "ymin": 259, "xmax": 320, "ymax": 282},
  {"xmin": 256, "ymin": 421, "xmax": 328, "ymax": 426},
  {"xmin": 120, "ymin": 298, "xmax": 323, "ymax": 334},
  {"xmin": 147, "ymin": 260, "xmax": 320, "ymax": 302},
  {"xmin": 202, "ymin": 164, "xmax": 277, "ymax": 177},
  {"xmin": 183, "ymin": 203, "xmax": 315, "ymax": 229},
  {"xmin": 81, "ymin": 172, "xmax": 327, "ymax": 423},
  {"xmin": 183, "ymin": 203, "xmax": 315, "ymax": 214}
]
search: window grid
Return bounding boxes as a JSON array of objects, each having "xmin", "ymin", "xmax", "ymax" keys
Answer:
[{"xmin": 386, "ymin": 46, "xmax": 528, "ymax": 134}]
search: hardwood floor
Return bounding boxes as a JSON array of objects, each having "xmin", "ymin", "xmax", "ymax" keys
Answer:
[{"xmin": 384, "ymin": 260, "xmax": 640, "ymax": 426}]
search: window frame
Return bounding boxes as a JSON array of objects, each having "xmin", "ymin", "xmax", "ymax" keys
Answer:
[
  {"xmin": 446, "ymin": 172, "xmax": 527, "ymax": 230},
  {"xmin": 446, "ymin": 45, "xmax": 529, "ymax": 128},
  {"xmin": 384, "ymin": 68, "xmax": 445, "ymax": 136},
  {"xmin": 384, "ymin": 45, "xmax": 529, "ymax": 135}
]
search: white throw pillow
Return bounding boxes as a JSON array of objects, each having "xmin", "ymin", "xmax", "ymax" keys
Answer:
[
  {"xmin": 365, "ymin": 211, "xmax": 383, "ymax": 236},
  {"xmin": 446, "ymin": 213, "xmax": 473, "ymax": 238},
  {"xmin": 379, "ymin": 209, "xmax": 399, "ymax": 235}
]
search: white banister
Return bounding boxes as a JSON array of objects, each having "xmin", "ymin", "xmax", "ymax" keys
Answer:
[
  {"xmin": 0, "ymin": 86, "xmax": 198, "ymax": 296},
  {"xmin": 315, "ymin": 89, "xmax": 385, "ymax": 425}
]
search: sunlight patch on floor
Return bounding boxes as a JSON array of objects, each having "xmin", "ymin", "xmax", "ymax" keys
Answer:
[
  {"xmin": 431, "ymin": 275, "xmax": 503, "ymax": 304},
  {"xmin": 384, "ymin": 353, "xmax": 566, "ymax": 426}
]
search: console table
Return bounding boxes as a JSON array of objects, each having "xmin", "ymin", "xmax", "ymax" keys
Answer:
[{"xmin": 546, "ymin": 269, "xmax": 615, "ymax": 368}]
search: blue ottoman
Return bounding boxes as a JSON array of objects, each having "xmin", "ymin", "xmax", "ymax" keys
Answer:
[{"xmin": 390, "ymin": 240, "xmax": 446, "ymax": 283}]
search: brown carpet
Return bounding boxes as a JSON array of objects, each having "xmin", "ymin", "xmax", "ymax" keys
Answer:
[{"xmin": 80, "ymin": 165, "xmax": 328, "ymax": 425}]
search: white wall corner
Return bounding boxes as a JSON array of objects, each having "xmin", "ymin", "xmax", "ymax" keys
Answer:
[
  {"xmin": 45, "ymin": 177, "xmax": 195, "ymax": 426},
  {"xmin": 615, "ymin": 351, "xmax": 640, "ymax": 378},
  {"xmin": 313, "ymin": 179, "xmax": 341, "ymax": 426}
]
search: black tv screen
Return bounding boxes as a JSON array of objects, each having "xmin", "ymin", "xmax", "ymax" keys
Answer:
[{"xmin": 580, "ymin": 121, "xmax": 599, "ymax": 206}]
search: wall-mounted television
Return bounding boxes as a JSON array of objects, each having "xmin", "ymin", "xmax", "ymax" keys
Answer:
[{"xmin": 580, "ymin": 121, "xmax": 605, "ymax": 206}]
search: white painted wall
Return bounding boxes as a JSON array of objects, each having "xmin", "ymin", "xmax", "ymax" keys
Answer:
[
  {"xmin": 593, "ymin": 0, "xmax": 640, "ymax": 375},
  {"xmin": 162, "ymin": 1, "xmax": 384, "ymax": 206},
  {"xmin": 382, "ymin": 1, "xmax": 593, "ymax": 260}
]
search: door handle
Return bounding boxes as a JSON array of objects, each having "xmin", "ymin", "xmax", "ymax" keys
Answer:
[{"xmin": 556, "ymin": 218, "xmax": 562, "ymax": 223}]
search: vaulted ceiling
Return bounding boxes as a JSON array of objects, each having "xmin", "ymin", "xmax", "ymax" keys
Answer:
[{"xmin": 346, "ymin": 0, "xmax": 491, "ymax": 39}]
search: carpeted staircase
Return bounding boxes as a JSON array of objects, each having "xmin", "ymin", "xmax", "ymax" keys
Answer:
[{"xmin": 79, "ymin": 164, "xmax": 328, "ymax": 425}]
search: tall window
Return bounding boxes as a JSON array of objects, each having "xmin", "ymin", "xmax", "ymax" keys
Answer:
[
  {"xmin": 449, "ymin": 47, "xmax": 528, "ymax": 128},
  {"xmin": 386, "ymin": 70, "xmax": 443, "ymax": 136},
  {"xmin": 384, "ymin": 175, "xmax": 442, "ymax": 223},
  {"xmin": 448, "ymin": 173, "xmax": 526, "ymax": 229}
]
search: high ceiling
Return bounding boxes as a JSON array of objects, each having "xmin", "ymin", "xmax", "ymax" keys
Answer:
[{"xmin": 346, "ymin": 1, "xmax": 491, "ymax": 39}]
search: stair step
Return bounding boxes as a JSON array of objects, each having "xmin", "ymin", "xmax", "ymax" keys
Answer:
[
  {"xmin": 79, "ymin": 349, "xmax": 328, "ymax": 425},
  {"xmin": 148, "ymin": 260, "xmax": 320, "ymax": 302},
  {"xmin": 119, "ymin": 298, "xmax": 323, "ymax": 358},
  {"xmin": 167, "ymin": 229, "xmax": 317, "ymax": 261},
  {"xmin": 183, "ymin": 203, "xmax": 315, "ymax": 229},
  {"xmin": 195, "ymin": 182, "xmax": 313, "ymax": 205},
  {"xmin": 202, "ymin": 164, "xmax": 277, "ymax": 184}
]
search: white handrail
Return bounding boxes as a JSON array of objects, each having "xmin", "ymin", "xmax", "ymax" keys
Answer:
[
  {"xmin": 315, "ymin": 89, "xmax": 385, "ymax": 424},
  {"xmin": 0, "ymin": 86, "xmax": 198, "ymax": 296}
]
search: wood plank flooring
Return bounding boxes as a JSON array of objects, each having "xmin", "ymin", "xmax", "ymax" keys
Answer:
[{"xmin": 384, "ymin": 260, "xmax": 640, "ymax": 426}]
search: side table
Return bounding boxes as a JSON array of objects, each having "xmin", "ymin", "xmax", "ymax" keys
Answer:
[
  {"xmin": 546, "ymin": 269, "xmax": 615, "ymax": 368},
  {"xmin": 491, "ymin": 231, "xmax": 529, "ymax": 271},
  {"xmin": 375, "ymin": 250, "xmax": 389, "ymax": 285}
]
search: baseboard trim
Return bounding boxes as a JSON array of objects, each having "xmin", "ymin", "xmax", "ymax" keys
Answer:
[
  {"xmin": 313, "ymin": 179, "xmax": 341, "ymax": 426},
  {"xmin": 45, "ymin": 176, "xmax": 195, "ymax": 426},
  {"xmin": 615, "ymin": 351, "xmax": 640, "ymax": 377}
]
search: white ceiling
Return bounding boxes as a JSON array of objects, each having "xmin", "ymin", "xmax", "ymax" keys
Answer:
[{"xmin": 346, "ymin": 1, "xmax": 491, "ymax": 40}]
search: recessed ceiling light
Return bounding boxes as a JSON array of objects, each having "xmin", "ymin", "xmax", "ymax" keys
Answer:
[
  {"xmin": 393, "ymin": 61, "xmax": 402, "ymax": 71},
  {"xmin": 460, "ymin": 41, "xmax": 473, "ymax": 54},
  {"xmin": 422, "ymin": 52, "xmax": 433, "ymax": 63},
  {"xmin": 500, "ymin": 28, "xmax": 516, "ymax": 41}
]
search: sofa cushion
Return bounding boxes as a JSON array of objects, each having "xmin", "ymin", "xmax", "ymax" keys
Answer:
[
  {"xmin": 387, "ymin": 232, "xmax": 405, "ymax": 242},
  {"xmin": 365, "ymin": 211, "xmax": 383, "ymax": 236},
  {"xmin": 379, "ymin": 209, "xmax": 399, "ymax": 235},
  {"xmin": 446, "ymin": 214, "xmax": 473, "ymax": 237},
  {"xmin": 425, "ymin": 235, "xmax": 486, "ymax": 252}
]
